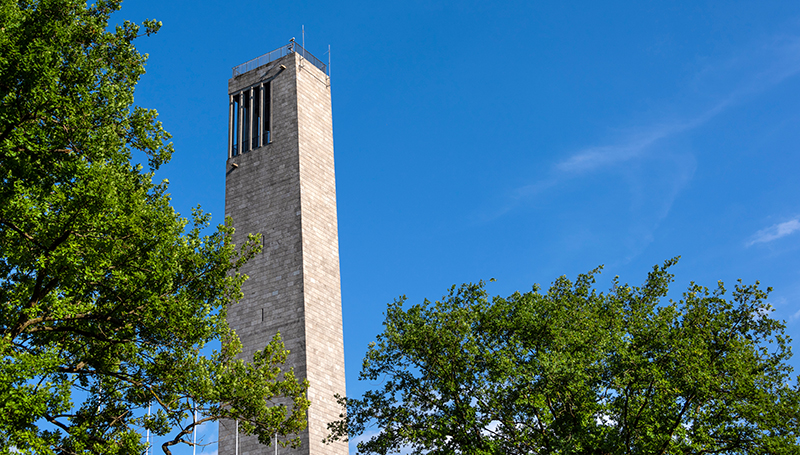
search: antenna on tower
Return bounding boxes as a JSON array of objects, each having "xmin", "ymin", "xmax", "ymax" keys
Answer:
[{"xmin": 298, "ymin": 26, "xmax": 306, "ymax": 71}]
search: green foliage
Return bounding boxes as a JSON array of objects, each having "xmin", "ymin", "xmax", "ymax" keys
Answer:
[
  {"xmin": 0, "ymin": 0, "xmax": 308, "ymax": 453},
  {"xmin": 330, "ymin": 258, "xmax": 800, "ymax": 454}
]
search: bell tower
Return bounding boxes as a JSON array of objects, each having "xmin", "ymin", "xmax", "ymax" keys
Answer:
[{"xmin": 219, "ymin": 41, "xmax": 346, "ymax": 455}]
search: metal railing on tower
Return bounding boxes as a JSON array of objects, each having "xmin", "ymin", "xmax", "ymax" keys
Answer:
[{"xmin": 232, "ymin": 39, "xmax": 327, "ymax": 77}]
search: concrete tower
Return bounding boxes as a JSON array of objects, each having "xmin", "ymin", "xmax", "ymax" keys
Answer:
[{"xmin": 219, "ymin": 41, "xmax": 347, "ymax": 455}]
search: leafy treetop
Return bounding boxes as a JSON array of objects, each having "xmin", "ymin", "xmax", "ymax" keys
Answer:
[
  {"xmin": 0, "ymin": 0, "xmax": 308, "ymax": 453},
  {"xmin": 329, "ymin": 258, "xmax": 800, "ymax": 455}
]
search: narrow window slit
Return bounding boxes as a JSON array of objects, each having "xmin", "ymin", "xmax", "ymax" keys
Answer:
[
  {"xmin": 252, "ymin": 86, "xmax": 261, "ymax": 149},
  {"xmin": 263, "ymin": 81, "xmax": 271, "ymax": 145},
  {"xmin": 231, "ymin": 94, "xmax": 240, "ymax": 156},
  {"xmin": 242, "ymin": 91, "xmax": 251, "ymax": 152}
]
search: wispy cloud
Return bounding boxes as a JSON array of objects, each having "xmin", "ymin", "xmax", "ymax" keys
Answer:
[
  {"xmin": 747, "ymin": 219, "xmax": 800, "ymax": 246},
  {"xmin": 555, "ymin": 36, "xmax": 800, "ymax": 177},
  {"xmin": 548, "ymin": 32, "xmax": 800, "ymax": 177},
  {"xmin": 478, "ymin": 31, "xmax": 800, "ymax": 262},
  {"xmin": 486, "ymin": 32, "xmax": 800, "ymax": 220},
  {"xmin": 555, "ymin": 128, "xmax": 671, "ymax": 174},
  {"xmin": 554, "ymin": 121, "xmax": 693, "ymax": 175}
]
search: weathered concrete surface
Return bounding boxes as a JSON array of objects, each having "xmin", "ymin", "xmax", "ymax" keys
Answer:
[{"xmin": 220, "ymin": 51, "xmax": 346, "ymax": 455}]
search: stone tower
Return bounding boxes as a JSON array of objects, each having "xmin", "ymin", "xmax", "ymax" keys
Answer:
[{"xmin": 219, "ymin": 42, "xmax": 347, "ymax": 455}]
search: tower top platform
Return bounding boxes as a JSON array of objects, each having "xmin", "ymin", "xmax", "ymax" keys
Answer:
[{"xmin": 232, "ymin": 39, "xmax": 327, "ymax": 77}]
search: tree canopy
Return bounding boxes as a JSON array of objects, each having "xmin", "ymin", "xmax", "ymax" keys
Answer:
[
  {"xmin": 0, "ymin": 0, "xmax": 307, "ymax": 453},
  {"xmin": 329, "ymin": 258, "xmax": 800, "ymax": 454}
]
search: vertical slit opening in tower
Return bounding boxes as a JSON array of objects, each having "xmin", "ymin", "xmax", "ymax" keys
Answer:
[
  {"xmin": 252, "ymin": 85, "xmax": 261, "ymax": 149},
  {"xmin": 242, "ymin": 90, "xmax": 251, "ymax": 152},
  {"xmin": 263, "ymin": 82, "xmax": 271, "ymax": 145},
  {"xmin": 231, "ymin": 94, "xmax": 240, "ymax": 156}
]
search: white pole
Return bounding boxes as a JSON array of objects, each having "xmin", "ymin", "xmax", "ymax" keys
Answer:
[
  {"xmin": 146, "ymin": 404, "xmax": 151, "ymax": 455},
  {"xmin": 235, "ymin": 420, "xmax": 239, "ymax": 455},
  {"xmin": 192, "ymin": 405, "xmax": 197, "ymax": 455},
  {"xmin": 275, "ymin": 432, "xmax": 278, "ymax": 455}
]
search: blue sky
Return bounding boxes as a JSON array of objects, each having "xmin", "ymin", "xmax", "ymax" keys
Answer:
[{"xmin": 114, "ymin": 1, "xmax": 800, "ymax": 452}]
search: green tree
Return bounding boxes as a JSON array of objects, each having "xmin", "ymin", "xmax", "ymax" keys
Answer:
[
  {"xmin": 329, "ymin": 258, "xmax": 800, "ymax": 454},
  {"xmin": 0, "ymin": 0, "xmax": 308, "ymax": 453}
]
